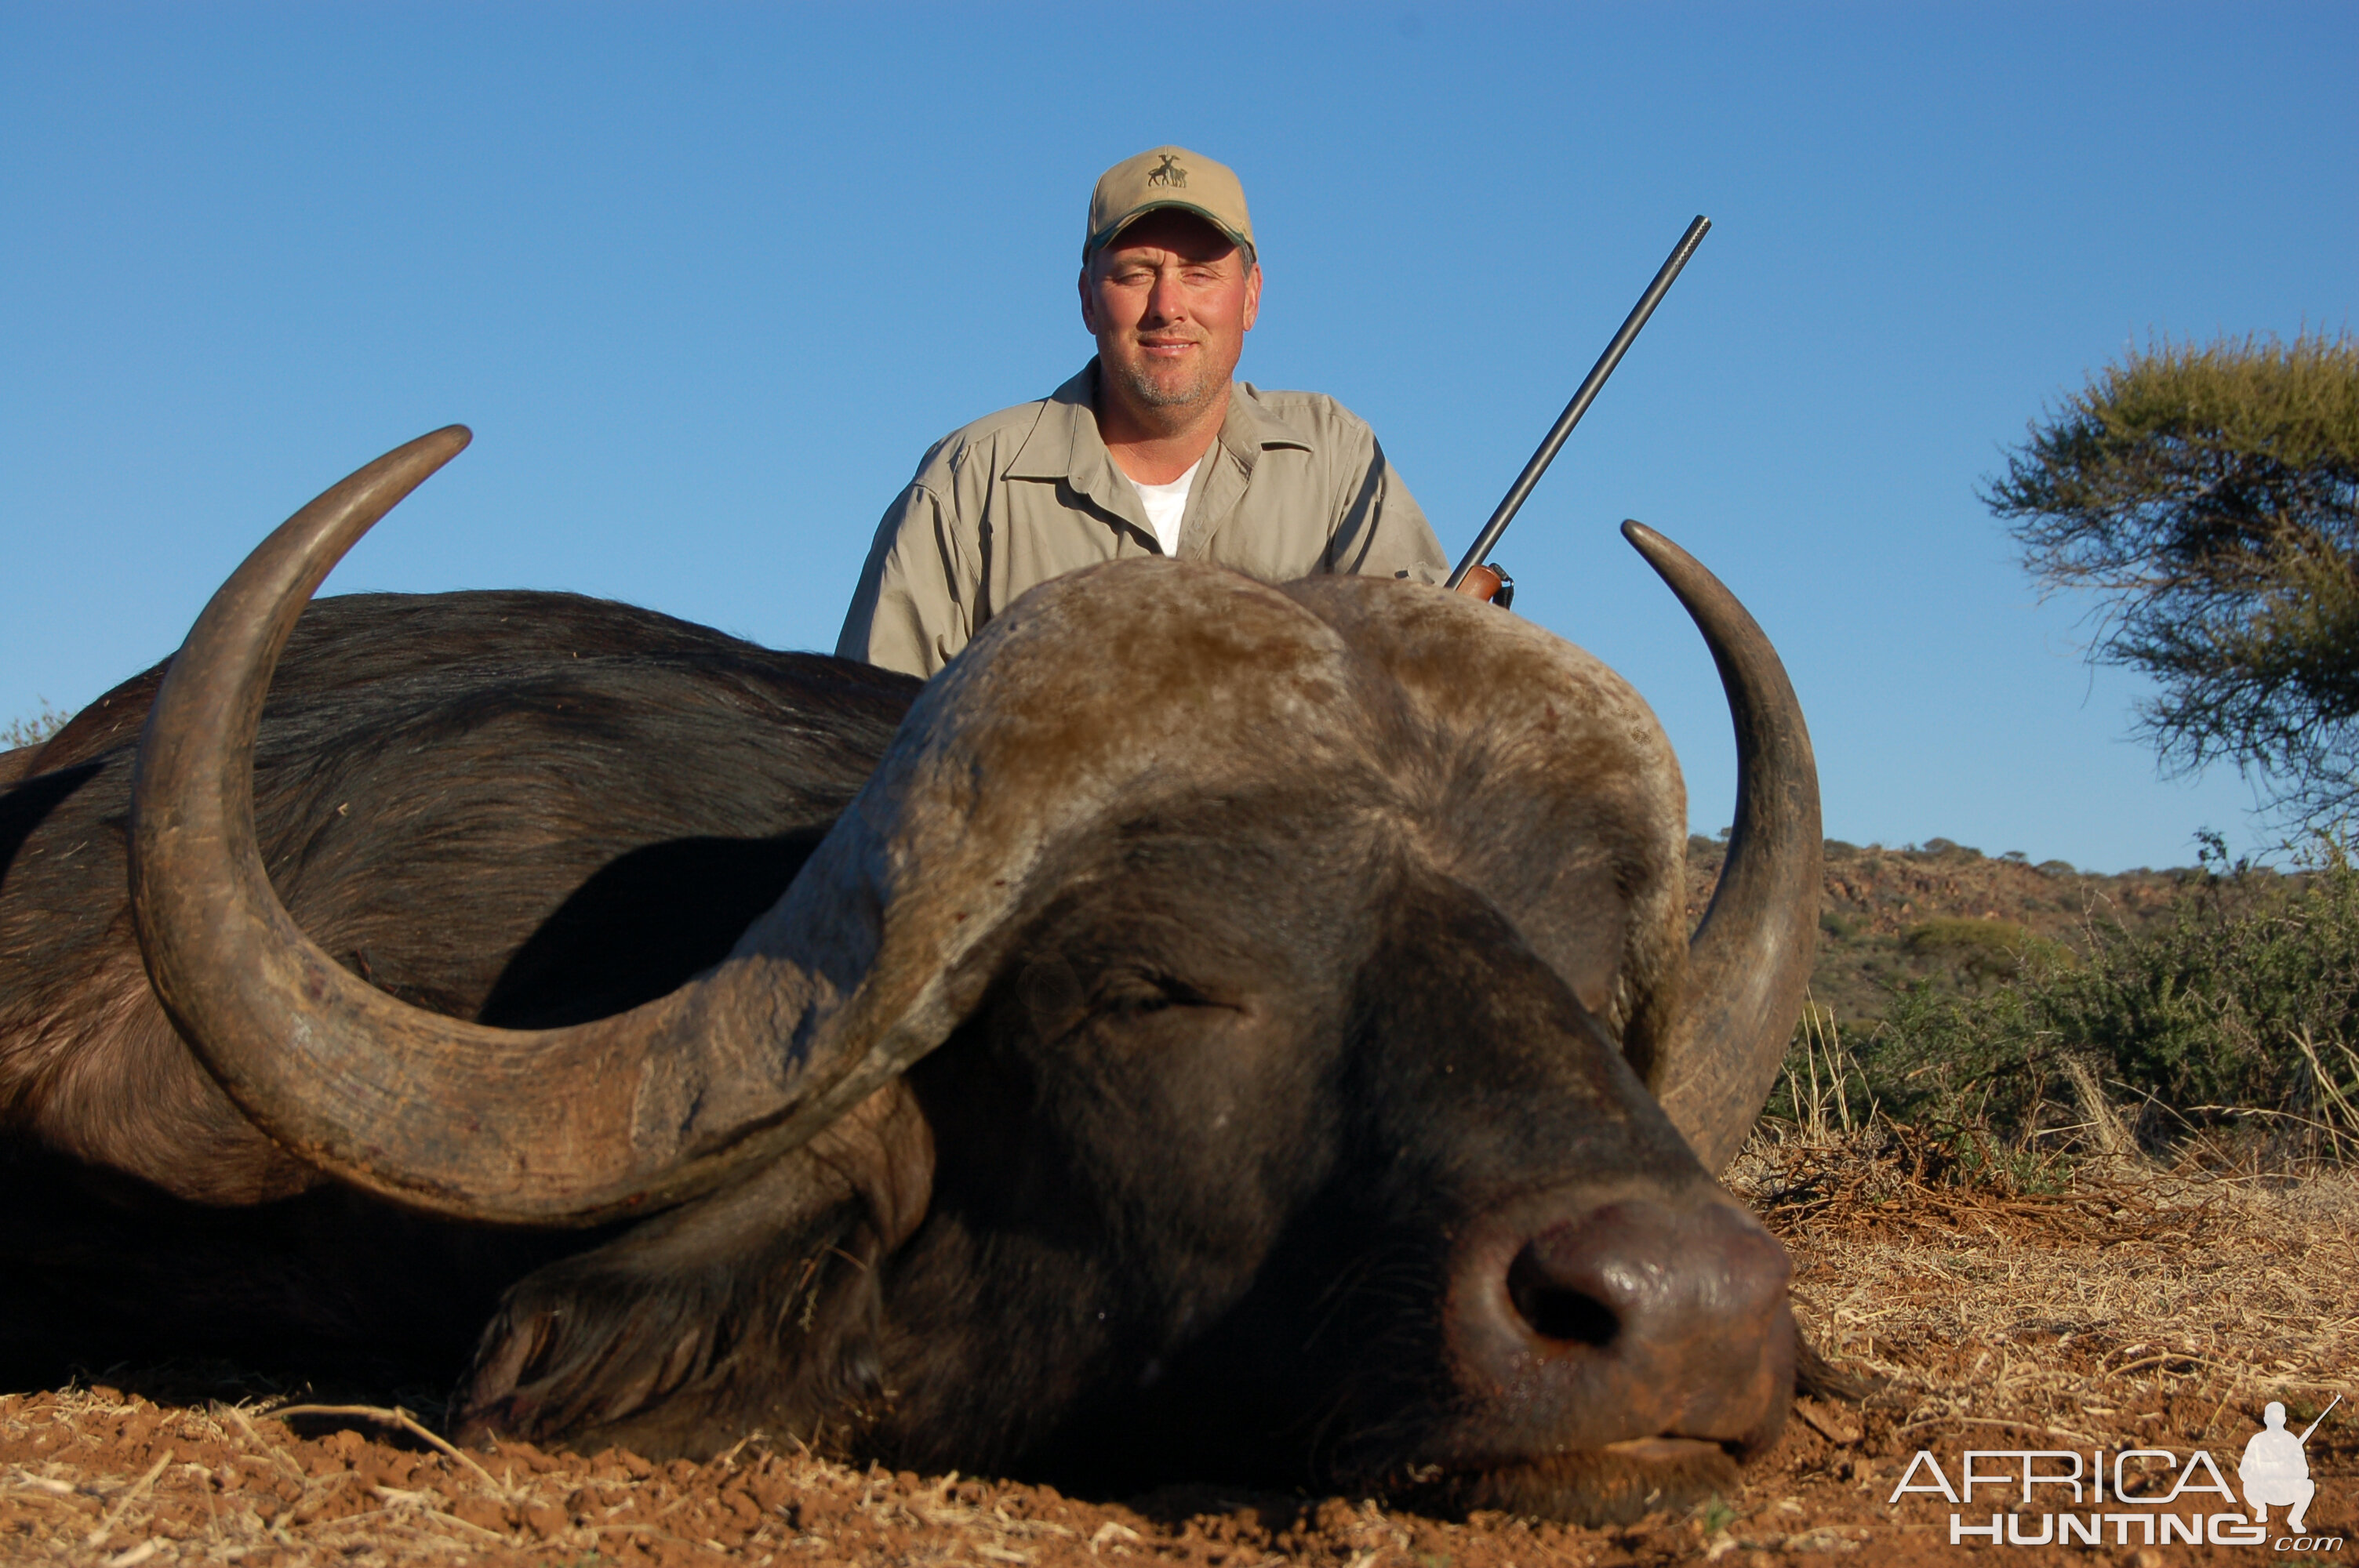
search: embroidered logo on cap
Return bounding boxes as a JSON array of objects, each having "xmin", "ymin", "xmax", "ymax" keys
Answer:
[{"xmin": 1147, "ymin": 154, "xmax": 1187, "ymax": 189}]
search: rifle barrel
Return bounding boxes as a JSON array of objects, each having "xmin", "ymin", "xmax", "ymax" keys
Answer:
[
  {"xmin": 2298, "ymin": 1392, "xmax": 2342, "ymax": 1443},
  {"xmin": 1446, "ymin": 213, "xmax": 1712, "ymax": 590}
]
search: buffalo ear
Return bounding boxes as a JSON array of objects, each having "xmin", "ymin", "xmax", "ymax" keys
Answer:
[
  {"xmin": 455, "ymin": 1152, "xmax": 882, "ymax": 1459},
  {"xmin": 454, "ymin": 1084, "xmax": 935, "ymax": 1457}
]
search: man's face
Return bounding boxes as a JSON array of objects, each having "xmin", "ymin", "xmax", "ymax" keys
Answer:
[{"xmin": 1079, "ymin": 209, "xmax": 1262, "ymax": 420}]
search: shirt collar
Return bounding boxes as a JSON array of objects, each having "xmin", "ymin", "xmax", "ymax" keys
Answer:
[{"xmin": 1219, "ymin": 378, "xmax": 1318, "ymax": 466}]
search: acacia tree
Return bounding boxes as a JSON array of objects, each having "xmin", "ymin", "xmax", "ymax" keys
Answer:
[{"xmin": 1986, "ymin": 331, "xmax": 2359, "ymax": 828}]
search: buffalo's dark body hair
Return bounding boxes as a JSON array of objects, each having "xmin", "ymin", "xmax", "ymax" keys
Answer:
[{"xmin": 0, "ymin": 591, "xmax": 915, "ymax": 1388}]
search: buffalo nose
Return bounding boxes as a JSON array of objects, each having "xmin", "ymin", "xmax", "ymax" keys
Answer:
[{"xmin": 1448, "ymin": 1194, "xmax": 1794, "ymax": 1454}]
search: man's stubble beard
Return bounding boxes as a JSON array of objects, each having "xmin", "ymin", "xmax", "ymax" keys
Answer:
[{"xmin": 1109, "ymin": 354, "xmax": 1224, "ymax": 419}]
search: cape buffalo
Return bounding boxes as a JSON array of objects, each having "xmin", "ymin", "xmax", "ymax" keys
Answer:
[{"xmin": 0, "ymin": 427, "xmax": 1820, "ymax": 1524}]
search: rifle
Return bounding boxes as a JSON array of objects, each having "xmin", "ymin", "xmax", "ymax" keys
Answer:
[
  {"xmin": 2299, "ymin": 1393, "xmax": 2342, "ymax": 1443},
  {"xmin": 1449, "ymin": 214, "xmax": 1714, "ymax": 601}
]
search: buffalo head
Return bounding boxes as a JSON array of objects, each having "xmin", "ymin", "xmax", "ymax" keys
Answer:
[{"xmin": 125, "ymin": 427, "xmax": 1820, "ymax": 1522}]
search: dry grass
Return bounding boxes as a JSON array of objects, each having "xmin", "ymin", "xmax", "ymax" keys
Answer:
[
  {"xmin": 1733, "ymin": 1129, "xmax": 2359, "ymax": 1455},
  {"xmin": 2, "ymin": 700, "xmax": 72, "ymax": 752},
  {"xmin": 0, "ymin": 1391, "xmax": 1591, "ymax": 1568},
  {"xmin": 0, "ymin": 1392, "xmax": 1240, "ymax": 1568}
]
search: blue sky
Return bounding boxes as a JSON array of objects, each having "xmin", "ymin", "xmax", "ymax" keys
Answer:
[{"xmin": 4, "ymin": 3, "xmax": 2352, "ymax": 871}]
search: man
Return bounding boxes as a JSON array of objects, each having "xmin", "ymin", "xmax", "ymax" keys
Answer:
[
  {"xmin": 2240, "ymin": 1401, "xmax": 2317, "ymax": 1534},
  {"xmin": 839, "ymin": 145, "xmax": 1480, "ymax": 679}
]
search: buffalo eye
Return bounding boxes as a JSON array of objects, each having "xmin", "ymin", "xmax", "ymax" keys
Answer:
[
  {"xmin": 1090, "ymin": 971, "xmax": 1214, "ymax": 1020},
  {"xmin": 1017, "ymin": 959, "xmax": 1216, "ymax": 1041}
]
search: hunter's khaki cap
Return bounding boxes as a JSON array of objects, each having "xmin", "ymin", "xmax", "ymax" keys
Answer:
[{"xmin": 1084, "ymin": 146, "xmax": 1256, "ymax": 262}]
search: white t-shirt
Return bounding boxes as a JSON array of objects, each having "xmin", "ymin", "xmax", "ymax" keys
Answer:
[{"xmin": 1129, "ymin": 459, "xmax": 1202, "ymax": 557}]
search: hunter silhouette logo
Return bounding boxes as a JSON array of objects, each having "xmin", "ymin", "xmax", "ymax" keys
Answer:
[
  {"xmin": 1147, "ymin": 154, "xmax": 1187, "ymax": 188},
  {"xmin": 2243, "ymin": 1396, "xmax": 2336, "ymax": 1534},
  {"xmin": 1884, "ymin": 1392, "xmax": 2346, "ymax": 1549}
]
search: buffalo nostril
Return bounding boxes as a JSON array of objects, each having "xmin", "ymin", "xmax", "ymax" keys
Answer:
[{"xmin": 1506, "ymin": 1244, "xmax": 1618, "ymax": 1347}]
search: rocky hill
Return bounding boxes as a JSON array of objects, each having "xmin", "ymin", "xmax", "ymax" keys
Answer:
[{"xmin": 1683, "ymin": 837, "xmax": 2223, "ymax": 1028}]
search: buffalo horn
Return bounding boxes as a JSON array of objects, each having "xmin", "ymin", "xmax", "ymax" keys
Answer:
[
  {"xmin": 1620, "ymin": 521, "xmax": 1821, "ymax": 1173},
  {"xmin": 129, "ymin": 429, "xmax": 942, "ymax": 1225}
]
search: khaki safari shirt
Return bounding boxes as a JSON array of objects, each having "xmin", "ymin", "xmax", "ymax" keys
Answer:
[{"xmin": 838, "ymin": 361, "xmax": 1445, "ymax": 677}]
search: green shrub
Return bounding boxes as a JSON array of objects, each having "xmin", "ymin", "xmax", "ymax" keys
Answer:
[
  {"xmin": 1839, "ymin": 849, "xmax": 2359, "ymax": 1165},
  {"xmin": 1899, "ymin": 917, "xmax": 2056, "ymax": 986}
]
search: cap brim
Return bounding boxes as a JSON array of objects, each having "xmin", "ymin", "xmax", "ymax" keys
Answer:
[{"xmin": 1086, "ymin": 202, "xmax": 1255, "ymax": 260}]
